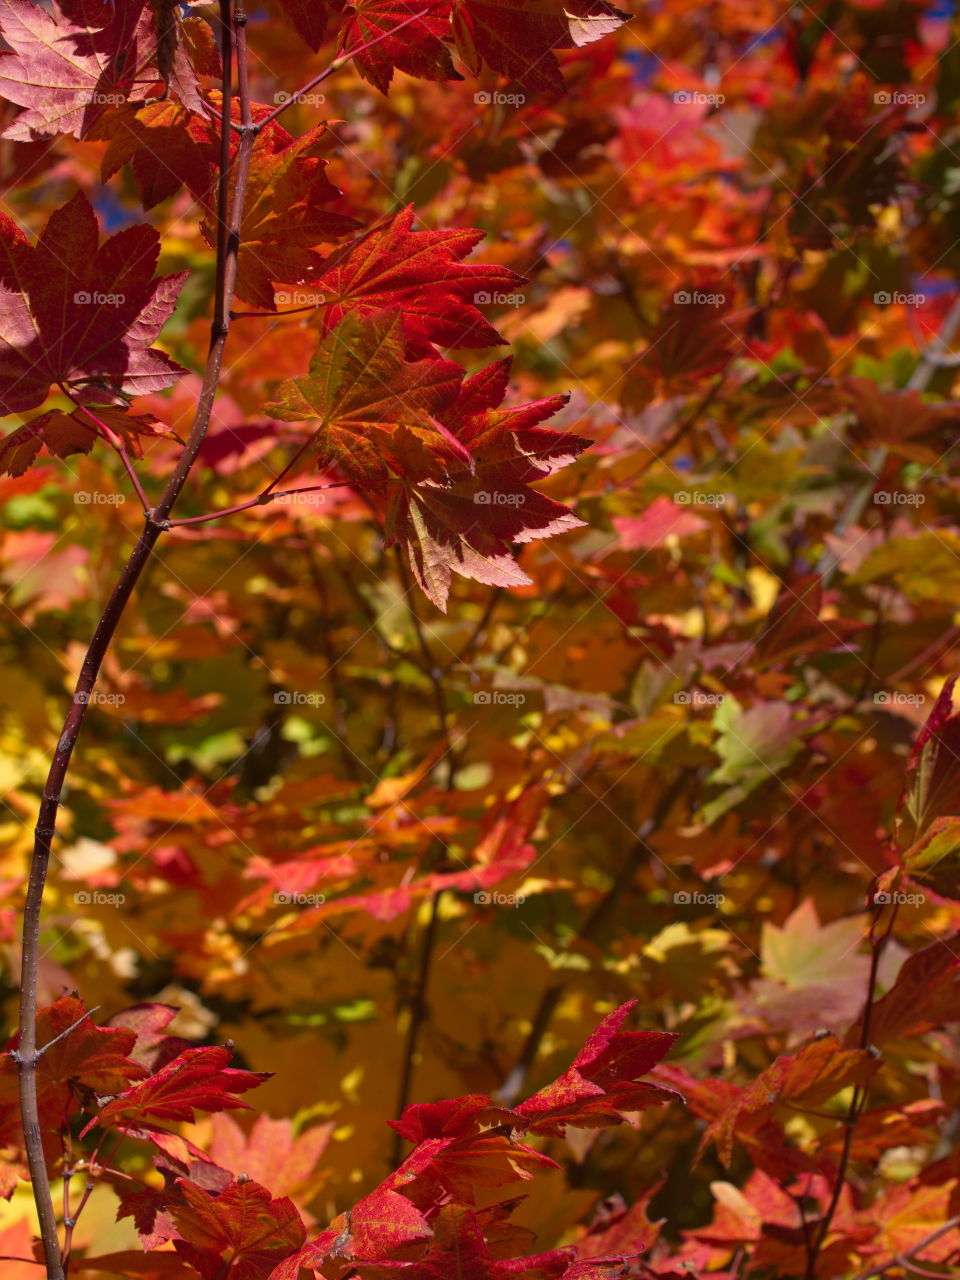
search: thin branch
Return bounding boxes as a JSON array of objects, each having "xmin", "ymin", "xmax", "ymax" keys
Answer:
[
  {"xmin": 496, "ymin": 771, "xmax": 688, "ymax": 1105},
  {"xmin": 391, "ymin": 889, "xmax": 442, "ymax": 1167},
  {"xmin": 256, "ymin": 5, "xmax": 441, "ymax": 131},
  {"xmin": 854, "ymin": 1215, "xmax": 960, "ymax": 1279},
  {"xmin": 804, "ymin": 901, "xmax": 900, "ymax": 1279},
  {"xmin": 167, "ymin": 482, "xmax": 346, "ymax": 527},
  {"xmin": 10, "ymin": 1007, "xmax": 101, "ymax": 1067},
  {"xmin": 17, "ymin": 4, "xmax": 256, "ymax": 1276},
  {"xmin": 56, "ymin": 390, "xmax": 151, "ymax": 513}
]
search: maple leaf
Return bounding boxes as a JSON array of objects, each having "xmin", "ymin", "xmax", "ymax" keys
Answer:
[
  {"xmin": 171, "ymin": 1177, "xmax": 306, "ymax": 1280},
  {"xmin": 452, "ymin": 0, "xmax": 629, "ymax": 94},
  {"xmin": 0, "ymin": 995, "xmax": 146, "ymax": 1145},
  {"xmin": 208, "ymin": 1112, "xmax": 333, "ymax": 1199},
  {"xmin": 702, "ymin": 1036, "xmax": 881, "ymax": 1177},
  {"xmin": 383, "ymin": 358, "xmax": 590, "ymax": 609},
  {"xmin": 0, "ymin": 404, "xmax": 174, "ymax": 477},
  {"xmin": 93, "ymin": 100, "xmax": 221, "ymax": 211},
  {"xmin": 0, "ymin": 0, "xmax": 205, "ymax": 140},
  {"xmin": 81, "ymin": 1044, "xmax": 269, "ymax": 1137},
  {"xmin": 342, "ymin": 0, "xmax": 461, "ymax": 94},
  {"xmin": 266, "ymin": 308, "xmax": 463, "ymax": 489},
  {"xmin": 312, "ymin": 205, "xmax": 524, "ymax": 349},
  {"xmin": 274, "ymin": 0, "xmax": 344, "ymax": 51},
  {"xmin": 512, "ymin": 1001, "xmax": 679, "ymax": 1134},
  {"xmin": 0, "ymin": 191, "xmax": 187, "ymax": 415},
  {"xmin": 203, "ymin": 125, "xmax": 360, "ymax": 310},
  {"xmin": 845, "ymin": 933, "xmax": 960, "ymax": 1047},
  {"xmin": 267, "ymin": 316, "xmax": 589, "ymax": 609}
]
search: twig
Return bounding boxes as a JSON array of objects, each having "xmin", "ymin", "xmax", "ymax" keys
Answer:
[
  {"xmin": 17, "ymin": 5, "xmax": 255, "ymax": 1276},
  {"xmin": 819, "ymin": 291, "xmax": 960, "ymax": 583},
  {"xmin": 256, "ymin": 6, "xmax": 441, "ymax": 131},
  {"xmin": 854, "ymin": 1214, "xmax": 960, "ymax": 1279},
  {"xmin": 496, "ymin": 772, "xmax": 688, "ymax": 1105},
  {"xmin": 168, "ymin": 482, "xmax": 345, "ymax": 527},
  {"xmin": 804, "ymin": 901, "xmax": 900, "ymax": 1279}
]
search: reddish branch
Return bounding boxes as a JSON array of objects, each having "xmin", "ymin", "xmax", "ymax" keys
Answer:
[
  {"xmin": 803, "ymin": 900, "xmax": 900, "ymax": 1280},
  {"xmin": 16, "ymin": 4, "xmax": 255, "ymax": 1276}
]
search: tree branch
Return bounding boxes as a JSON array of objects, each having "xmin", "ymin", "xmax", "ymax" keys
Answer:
[{"xmin": 17, "ymin": 5, "xmax": 256, "ymax": 1276}]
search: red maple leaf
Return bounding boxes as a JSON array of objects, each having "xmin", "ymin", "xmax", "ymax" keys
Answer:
[
  {"xmin": 511, "ymin": 1002, "xmax": 679, "ymax": 1134},
  {"xmin": 171, "ymin": 1177, "xmax": 306, "ymax": 1280},
  {"xmin": 452, "ymin": 0, "xmax": 629, "ymax": 93},
  {"xmin": 0, "ymin": 0, "xmax": 206, "ymax": 140},
  {"xmin": 0, "ymin": 191, "xmax": 187, "ymax": 414},
  {"xmin": 0, "ymin": 995, "xmax": 146, "ymax": 1145},
  {"xmin": 341, "ymin": 0, "xmax": 460, "ymax": 94},
  {"xmin": 312, "ymin": 205, "xmax": 524, "ymax": 349},
  {"xmin": 80, "ymin": 1044, "xmax": 269, "ymax": 1137}
]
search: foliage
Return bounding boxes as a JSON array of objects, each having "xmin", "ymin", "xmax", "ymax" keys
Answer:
[{"xmin": 0, "ymin": 0, "xmax": 959, "ymax": 1278}]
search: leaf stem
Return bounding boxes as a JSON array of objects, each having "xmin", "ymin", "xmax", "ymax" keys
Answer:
[
  {"xmin": 167, "ymin": 482, "xmax": 346, "ymax": 527},
  {"xmin": 256, "ymin": 5, "xmax": 441, "ymax": 132}
]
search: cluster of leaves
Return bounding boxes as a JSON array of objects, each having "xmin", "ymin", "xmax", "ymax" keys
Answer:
[{"xmin": 0, "ymin": 0, "xmax": 959, "ymax": 1277}]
